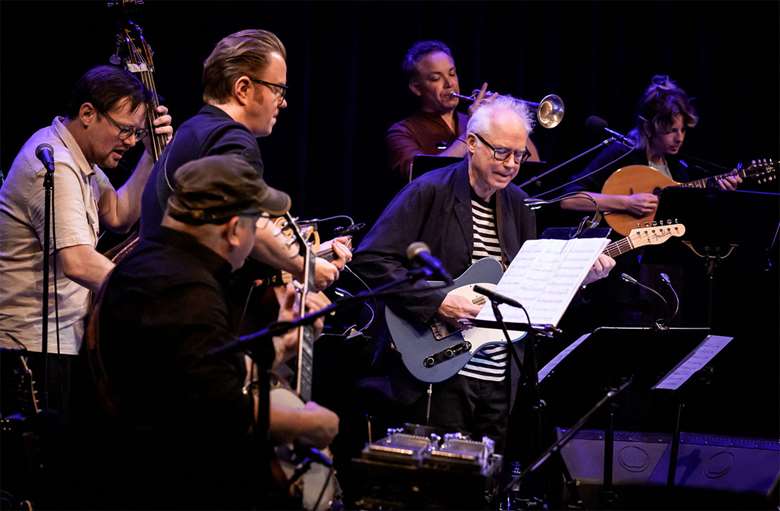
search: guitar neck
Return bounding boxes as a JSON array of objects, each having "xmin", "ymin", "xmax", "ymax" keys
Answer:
[
  {"xmin": 602, "ymin": 237, "xmax": 635, "ymax": 258},
  {"xmin": 295, "ymin": 246, "xmax": 317, "ymax": 403},
  {"xmin": 681, "ymin": 169, "xmax": 736, "ymax": 190},
  {"xmin": 602, "ymin": 223, "xmax": 685, "ymax": 258}
]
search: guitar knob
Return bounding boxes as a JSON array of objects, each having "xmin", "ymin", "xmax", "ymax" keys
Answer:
[{"xmin": 423, "ymin": 357, "xmax": 435, "ymax": 368}]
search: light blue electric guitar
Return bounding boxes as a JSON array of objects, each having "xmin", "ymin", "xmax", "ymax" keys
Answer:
[{"xmin": 386, "ymin": 223, "xmax": 686, "ymax": 383}]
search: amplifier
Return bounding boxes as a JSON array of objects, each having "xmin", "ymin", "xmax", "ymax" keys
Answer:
[{"xmin": 557, "ymin": 428, "xmax": 780, "ymax": 509}]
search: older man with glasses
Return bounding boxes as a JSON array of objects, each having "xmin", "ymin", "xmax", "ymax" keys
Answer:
[{"xmin": 353, "ymin": 95, "xmax": 615, "ymax": 454}]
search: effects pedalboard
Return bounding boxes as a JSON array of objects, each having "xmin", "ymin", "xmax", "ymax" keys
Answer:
[{"xmin": 350, "ymin": 423, "xmax": 502, "ymax": 510}]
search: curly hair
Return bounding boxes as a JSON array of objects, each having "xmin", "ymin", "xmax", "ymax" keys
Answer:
[{"xmin": 634, "ymin": 74, "xmax": 698, "ymax": 147}]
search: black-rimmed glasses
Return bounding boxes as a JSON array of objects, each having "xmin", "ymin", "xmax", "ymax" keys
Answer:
[
  {"xmin": 249, "ymin": 76, "xmax": 288, "ymax": 100},
  {"xmin": 101, "ymin": 111, "xmax": 149, "ymax": 141},
  {"xmin": 473, "ymin": 132, "xmax": 530, "ymax": 164}
]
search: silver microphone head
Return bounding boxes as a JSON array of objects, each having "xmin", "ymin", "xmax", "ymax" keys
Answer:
[{"xmin": 406, "ymin": 241, "xmax": 430, "ymax": 261}]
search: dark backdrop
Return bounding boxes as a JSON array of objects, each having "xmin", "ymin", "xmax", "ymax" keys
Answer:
[
  {"xmin": 2, "ymin": 0, "xmax": 778, "ymax": 439},
  {"xmin": 2, "ymin": 0, "xmax": 778, "ymax": 221}
]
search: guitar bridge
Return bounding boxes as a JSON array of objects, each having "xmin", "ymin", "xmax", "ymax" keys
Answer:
[{"xmin": 422, "ymin": 341, "xmax": 472, "ymax": 368}]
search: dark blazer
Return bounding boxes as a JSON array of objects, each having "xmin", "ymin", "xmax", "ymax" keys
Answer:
[{"xmin": 351, "ymin": 159, "xmax": 537, "ymax": 406}]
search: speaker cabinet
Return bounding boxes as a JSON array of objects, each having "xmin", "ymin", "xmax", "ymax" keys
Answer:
[{"xmin": 558, "ymin": 429, "xmax": 780, "ymax": 508}]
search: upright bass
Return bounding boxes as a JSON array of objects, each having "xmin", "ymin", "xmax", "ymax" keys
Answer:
[{"xmin": 102, "ymin": 1, "xmax": 169, "ymax": 261}]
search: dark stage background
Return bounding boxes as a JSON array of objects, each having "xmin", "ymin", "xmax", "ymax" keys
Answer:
[{"xmin": 2, "ymin": 1, "xmax": 778, "ymax": 440}]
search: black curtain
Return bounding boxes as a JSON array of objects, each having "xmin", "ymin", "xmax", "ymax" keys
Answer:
[{"xmin": 2, "ymin": 0, "xmax": 778, "ymax": 222}]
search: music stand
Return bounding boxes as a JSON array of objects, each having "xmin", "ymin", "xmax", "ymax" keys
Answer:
[
  {"xmin": 655, "ymin": 187, "xmax": 780, "ymax": 326},
  {"xmin": 534, "ymin": 326, "xmax": 710, "ymax": 507},
  {"xmin": 651, "ymin": 334, "xmax": 734, "ymax": 488},
  {"xmin": 409, "ymin": 155, "xmax": 462, "ymax": 182}
]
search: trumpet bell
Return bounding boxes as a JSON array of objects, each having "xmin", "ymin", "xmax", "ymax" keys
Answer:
[{"xmin": 534, "ymin": 94, "xmax": 565, "ymax": 129}]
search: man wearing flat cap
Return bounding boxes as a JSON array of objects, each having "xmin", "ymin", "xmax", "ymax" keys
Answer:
[{"xmin": 81, "ymin": 154, "xmax": 338, "ymax": 509}]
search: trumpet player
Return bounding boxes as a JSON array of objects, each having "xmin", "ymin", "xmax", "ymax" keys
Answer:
[{"xmin": 386, "ymin": 40, "xmax": 540, "ymax": 180}]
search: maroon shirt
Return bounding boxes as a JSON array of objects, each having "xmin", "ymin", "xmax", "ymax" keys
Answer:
[{"xmin": 386, "ymin": 110, "xmax": 468, "ymax": 180}]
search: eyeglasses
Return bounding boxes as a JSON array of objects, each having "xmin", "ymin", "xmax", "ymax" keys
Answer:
[
  {"xmin": 101, "ymin": 111, "xmax": 149, "ymax": 141},
  {"xmin": 473, "ymin": 132, "xmax": 530, "ymax": 164},
  {"xmin": 248, "ymin": 76, "xmax": 288, "ymax": 101}
]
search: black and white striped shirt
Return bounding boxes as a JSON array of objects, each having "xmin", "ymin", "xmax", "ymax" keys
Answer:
[{"xmin": 458, "ymin": 194, "xmax": 508, "ymax": 382}]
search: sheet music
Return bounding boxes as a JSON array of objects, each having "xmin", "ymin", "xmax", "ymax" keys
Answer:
[
  {"xmin": 538, "ymin": 332, "xmax": 592, "ymax": 382},
  {"xmin": 653, "ymin": 335, "xmax": 733, "ymax": 391},
  {"xmin": 476, "ymin": 238, "xmax": 609, "ymax": 326}
]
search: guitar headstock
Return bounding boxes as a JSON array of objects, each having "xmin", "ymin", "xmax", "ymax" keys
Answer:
[
  {"xmin": 627, "ymin": 220, "xmax": 686, "ymax": 247},
  {"xmin": 739, "ymin": 158, "xmax": 777, "ymax": 185}
]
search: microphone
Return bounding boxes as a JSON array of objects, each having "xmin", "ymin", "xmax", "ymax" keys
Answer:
[
  {"xmin": 35, "ymin": 143, "xmax": 56, "ymax": 173},
  {"xmin": 406, "ymin": 242, "xmax": 453, "ymax": 284},
  {"xmin": 473, "ymin": 285, "xmax": 525, "ymax": 310},
  {"xmin": 678, "ymin": 153, "xmax": 731, "ymax": 174},
  {"xmin": 620, "ymin": 272, "xmax": 670, "ymax": 327},
  {"xmin": 620, "ymin": 272, "xmax": 640, "ymax": 286},
  {"xmin": 523, "ymin": 197, "xmax": 551, "ymax": 210},
  {"xmin": 585, "ymin": 116, "xmax": 635, "ymax": 149},
  {"xmin": 658, "ymin": 272, "xmax": 680, "ymax": 321}
]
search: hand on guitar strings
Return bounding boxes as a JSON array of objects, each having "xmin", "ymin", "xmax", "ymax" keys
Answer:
[
  {"xmin": 143, "ymin": 105, "xmax": 173, "ymax": 154},
  {"xmin": 715, "ymin": 173, "xmax": 742, "ymax": 191},
  {"xmin": 329, "ymin": 236, "xmax": 353, "ymax": 271},
  {"xmin": 437, "ymin": 291, "xmax": 482, "ymax": 326},
  {"xmin": 581, "ymin": 253, "xmax": 617, "ymax": 286},
  {"xmin": 311, "ymin": 236, "xmax": 353, "ymax": 290},
  {"xmin": 271, "ymin": 284, "xmax": 332, "ymax": 368},
  {"xmin": 622, "ymin": 192, "xmax": 658, "ymax": 217}
]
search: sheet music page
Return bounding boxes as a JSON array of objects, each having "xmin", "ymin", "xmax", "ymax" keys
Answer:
[
  {"xmin": 538, "ymin": 332, "xmax": 592, "ymax": 382},
  {"xmin": 653, "ymin": 335, "xmax": 733, "ymax": 390},
  {"xmin": 476, "ymin": 238, "xmax": 609, "ymax": 326}
]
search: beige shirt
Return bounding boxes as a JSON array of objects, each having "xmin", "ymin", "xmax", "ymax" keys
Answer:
[{"xmin": 0, "ymin": 117, "xmax": 112, "ymax": 354}]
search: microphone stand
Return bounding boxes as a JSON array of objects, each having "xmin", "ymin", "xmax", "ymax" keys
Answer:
[
  {"xmin": 210, "ymin": 267, "xmax": 440, "ymax": 358},
  {"xmin": 478, "ymin": 297, "xmax": 556, "ymax": 509},
  {"xmin": 40, "ymin": 160, "xmax": 55, "ymax": 411},
  {"xmin": 516, "ymin": 137, "xmax": 616, "ymax": 190},
  {"xmin": 526, "ymin": 139, "xmax": 635, "ymax": 201},
  {"xmin": 503, "ymin": 378, "xmax": 633, "ymax": 502}
]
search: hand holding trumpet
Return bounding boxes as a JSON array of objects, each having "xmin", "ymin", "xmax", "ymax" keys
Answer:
[{"xmin": 464, "ymin": 82, "xmax": 499, "ymax": 116}]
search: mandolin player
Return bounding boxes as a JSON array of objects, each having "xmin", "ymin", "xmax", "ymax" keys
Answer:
[{"xmin": 560, "ymin": 74, "xmax": 741, "ymax": 217}]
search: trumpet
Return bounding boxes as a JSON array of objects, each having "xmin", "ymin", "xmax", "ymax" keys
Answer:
[{"xmin": 450, "ymin": 90, "xmax": 565, "ymax": 129}]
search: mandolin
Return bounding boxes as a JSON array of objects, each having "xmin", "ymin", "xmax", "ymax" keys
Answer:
[{"xmin": 601, "ymin": 160, "xmax": 776, "ymax": 235}]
